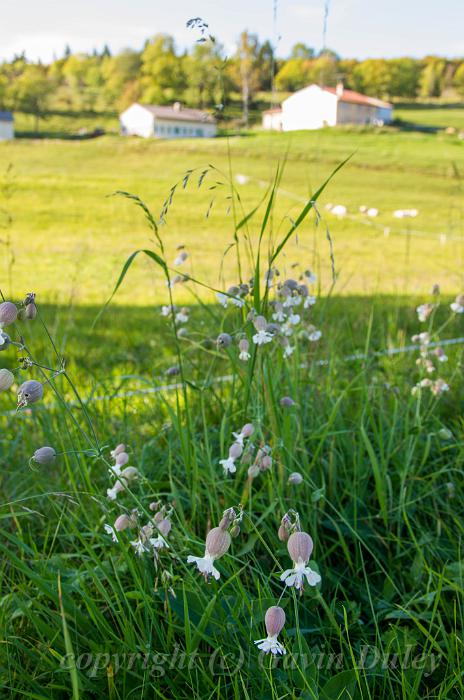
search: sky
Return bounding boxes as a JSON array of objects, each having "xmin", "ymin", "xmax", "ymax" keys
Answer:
[{"xmin": 0, "ymin": 0, "xmax": 462, "ymax": 63}]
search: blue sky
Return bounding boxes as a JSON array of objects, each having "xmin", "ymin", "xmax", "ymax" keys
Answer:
[{"xmin": 0, "ymin": 0, "xmax": 462, "ymax": 62}]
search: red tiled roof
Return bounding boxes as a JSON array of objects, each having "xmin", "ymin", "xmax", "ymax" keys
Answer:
[
  {"xmin": 139, "ymin": 104, "xmax": 216, "ymax": 123},
  {"xmin": 324, "ymin": 87, "xmax": 392, "ymax": 109}
]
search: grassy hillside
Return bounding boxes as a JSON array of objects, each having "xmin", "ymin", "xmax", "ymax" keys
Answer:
[{"xmin": 0, "ymin": 120, "xmax": 463, "ymax": 307}]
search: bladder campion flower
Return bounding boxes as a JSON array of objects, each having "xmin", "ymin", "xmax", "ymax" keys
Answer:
[
  {"xmin": 450, "ymin": 295, "xmax": 464, "ymax": 313},
  {"xmin": 254, "ymin": 606, "xmax": 286, "ymax": 655},
  {"xmin": 252, "ymin": 316, "xmax": 273, "ymax": 346},
  {"xmin": 0, "ymin": 301, "xmax": 18, "ymax": 326},
  {"xmin": 0, "ymin": 332, "xmax": 11, "ymax": 350},
  {"xmin": 288, "ymin": 472, "xmax": 303, "ymax": 485},
  {"xmin": 32, "ymin": 446, "xmax": 56, "ymax": 465},
  {"xmin": 0, "ymin": 368, "xmax": 14, "ymax": 392},
  {"xmin": 416, "ymin": 303, "xmax": 434, "ymax": 322},
  {"xmin": 187, "ymin": 527, "xmax": 231, "ymax": 581},
  {"xmin": 232, "ymin": 423, "xmax": 254, "ymax": 446},
  {"xmin": 280, "ymin": 531, "xmax": 321, "ymax": 591},
  {"xmin": 238, "ymin": 338, "xmax": 251, "ymax": 361},
  {"xmin": 17, "ymin": 380, "xmax": 43, "ymax": 408},
  {"xmin": 217, "ymin": 332, "xmax": 232, "ymax": 349}
]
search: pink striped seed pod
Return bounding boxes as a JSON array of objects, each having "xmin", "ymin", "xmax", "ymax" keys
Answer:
[
  {"xmin": 157, "ymin": 518, "xmax": 172, "ymax": 536},
  {"xmin": 241, "ymin": 423, "xmax": 254, "ymax": 438},
  {"xmin": 111, "ymin": 443, "xmax": 126, "ymax": 457},
  {"xmin": 264, "ymin": 606, "xmax": 286, "ymax": 638},
  {"xmin": 0, "ymin": 368, "xmax": 14, "ymax": 392},
  {"xmin": 287, "ymin": 531, "xmax": 313, "ymax": 564},
  {"xmin": 25, "ymin": 303, "xmax": 37, "ymax": 320},
  {"xmin": 0, "ymin": 301, "xmax": 18, "ymax": 326},
  {"xmin": 33, "ymin": 446, "xmax": 56, "ymax": 464},
  {"xmin": 229, "ymin": 442, "xmax": 243, "ymax": 460},
  {"xmin": 205, "ymin": 527, "xmax": 231, "ymax": 560},
  {"xmin": 115, "ymin": 452, "xmax": 129, "ymax": 467},
  {"xmin": 253, "ymin": 315, "xmax": 267, "ymax": 332},
  {"xmin": 18, "ymin": 380, "xmax": 43, "ymax": 407},
  {"xmin": 239, "ymin": 338, "xmax": 249, "ymax": 352},
  {"xmin": 114, "ymin": 514, "xmax": 132, "ymax": 531}
]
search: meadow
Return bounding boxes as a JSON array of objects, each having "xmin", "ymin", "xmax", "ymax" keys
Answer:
[{"xmin": 1, "ymin": 107, "xmax": 464, "ymax": 699}]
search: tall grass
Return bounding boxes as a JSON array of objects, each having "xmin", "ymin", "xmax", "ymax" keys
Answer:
[{"xmin": 0, "ymin": 154, "xmax": 463, "ymax": 700}]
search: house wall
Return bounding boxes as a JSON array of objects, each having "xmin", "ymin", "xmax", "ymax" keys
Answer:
[
  {"xmin": 120, "ymin": 104, "xmax": 154, "ymax": 138},
  {"xmin": 262, "ymin": 112, "xmax": 283, "ymax": 130},
  {"xmin": 0, "ymin": 121, "xmax": 14, "ymax": 141},
  {"xmin": 282, "ymin": 85, "xmax": 337, "ymax": 131},
  {"xmin": 153, "ymin": 119, "xmax": 217, "ymax": 139},
  {"xmin": 337, "ymin": 101, "xmax": 393, "ymax": 125}
]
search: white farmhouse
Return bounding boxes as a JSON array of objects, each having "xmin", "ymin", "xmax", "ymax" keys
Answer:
[
  {"xmin": 262, "ymin": 84, "xmax": 393, "ymax": 131},
  {"xmin": 0, "ymin": 111, "xmax": 14, "ymax": 140},
  {"xmin": 120, "ymin": 102, "xmax": 217, "ymax": 139}
]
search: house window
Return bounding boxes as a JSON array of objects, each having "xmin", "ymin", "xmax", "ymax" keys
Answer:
[{"xmin": 195, "ymin": 128, "xmax": 203, "ymax": 136}]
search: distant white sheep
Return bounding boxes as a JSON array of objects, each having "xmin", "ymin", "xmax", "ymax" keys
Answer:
[
  {"xmin": 330, "ymin": 204, "xmax": 347, "ymax": 217},
  {"xmin": 367, "ymin": 208, "xmax": 379, "ymax": 217},
  {"xmin": 393, "ymin": 209, "xmax": 418, "ymax": 219}
]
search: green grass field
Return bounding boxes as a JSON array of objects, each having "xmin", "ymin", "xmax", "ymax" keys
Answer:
[{"xmin": 1, "ymin": 108, "xmax": 464, "ymax": 699}]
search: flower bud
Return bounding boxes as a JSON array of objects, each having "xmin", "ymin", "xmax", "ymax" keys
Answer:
[
  {"xmin": 280, "ymin": 396, "xmax": 296, "ymax": 407},
  {"xmin": 120, "ymin": 466, "xmax": 138, "ymax": 481},
  {"xmin": 287, "ymin": 531, "xmax": 313, "ymax": 564},
  {"xmin": 0, "ymin": 332, "xmax": 11, "ymax": 351},
  {"xmin": 278, "ymin": 524, "xmax": 289, "ymax": 541},
  {"xmin": 438, "ymin": 428, "xmax": 453, "ymax": 440},
  {"xmin": 153, "ymin": 510, "xmax": 164, "ymax": 523},
  {"xmin": 18, "ymin": 379, "xmax": 43, "ymax": 407},
  {"xmin": 149, "ymin": 501, "xmax": 159, "ymax": 512},
  {"xmin": 259, "ymin": 455, "xmax": 272, "ymax": 471},
  {"xmin": 205, "ymin": 527, "xmax": 231, "ymax": 559},
  {"xmin": 157, "ymin": 518, "xmax": 172, "ymax": 536},
  {"xmin": 227, "ymin": 285, "xmax": 240, "ymax": 296},
  {"xmin": 217, "ymin": 332, "xmax": 232, "ymax": 349},
  {"xmin": 288, "ymin": 472, "xmax": 303, "ymax": 485},
  {"xmin": 25, "ymin": 303, "xmax": 37, "ymax": 320},
  {"xmin": 114, "ymin": 514, "xmax": 132, "ymax": 531},
  {"xmin": 238, "ymin": 338, "xmax": 249, "ymax": 352},
  {"xmin": 0, "ymin": 368, "xmax": 14, "ymax": 391},
  {"xmin": 165, "ymin": 365, "xmax": 180, "ymax": 376},
  {"xmin": 248, "ymin": 464, "xmax": 260, "ymax": 478},
  {"xmin": 241, "ymin": 423, "xmax": 254, "ymax": 438},
  {"xmin": 111, "ymin": 443, "xmax": 126, "ymax": 457},
  {"xmin": 115, "ymin": 452, "xmax": 129, "ymax": 467},
  {"xmin": 33, "ymin": 446, "xmax": 56, "ymax": 464},
  {"xmin": 264, "ymin": 606, "xmax": 286, "ymax": 637},
  {"xmin": 230, "ymin": 525, "xmax": 240, "ymax": 538},
  {"xmin": 0, "ymin": 301, "xmax": 17, "ymax": 326},
  {"xmin": 219, "ymin": 507, "xmax": 235, "ymax": 530},
  {"xmin": 229, "ymin": 442, "xmax": 243, "ymax": 460}
]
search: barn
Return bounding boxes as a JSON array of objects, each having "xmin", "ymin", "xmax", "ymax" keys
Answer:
[
  {"xmin": 0, "ymin": 111, "xmax": 14, "ymax": 141},
  {"xmin": 262, "ymin": 84, "xmax": 393, "ymax": 131},
  {"xmin": 120, "ymin": 102, "xmax": 217, "ymax": 139}
]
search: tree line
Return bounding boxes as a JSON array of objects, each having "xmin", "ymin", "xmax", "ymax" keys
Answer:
[{"xmin": 1, "ymin": 31, "xmax": 463, "ymax": 128}]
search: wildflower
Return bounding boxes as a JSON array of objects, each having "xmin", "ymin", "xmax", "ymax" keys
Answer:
[
  {"xmin": 0, "ymin": 332, "xmax": 11, "ymax": 350},
  {"xmin": 308, "ymin": 329, "xmax": 322, "ymax": 342},
  {"xmin": 304, "ymin": 270, "xmax": 317, "ymax": 284},
  {"xmin": 367, "ymin": 207, "xmax": 379, "ymax": 217},
  {"xmin": 187, "ymin": 527, "xmax": 231, "ymax": 580},
  {"xmin": 165, "ymin": 365, "xmax": 180, "ymax": 376},
  {"xmin": 168, "ymin": 274, "xmax": 186, "ymax": 288},
  {"xmin": 110, "ymin": 444, "xmax": 126, "ymax": 459},
  {"xmin": 450, "ymin": 294, "xmax": 464, "ymax": 313},
  {"xmin": 104, "ymin": 524, "xmax": 119, "ymax": 542},
  {"xmin": 238, "ymin": 338, "xmax": 251, "ymax": 361},
  {"xmin": 219, "ymin": 443, "xmax": 242, "ymax": 475},
  {"xmin": 0, "ymin": 301, "xmax": 18, "ymax": 326},
  {"xmin": 111, "ymin": 451, "xmax": 129, "ymax": 476},
  {"xmin": 252, "ymin": 316, "xmax": 272, "ymax": 346},
  {"xmin": 416, "ymin": 303, "xmax": 434, "ymax": 322},
  {"xmin": 304, "ymin": 295, "xmax": 316, "ymax": 308},
  {"xmin": 114, "ymin": 514, "xmax": 133, "ymax": 531},
  {"xmin": 434, "ymin": 347, "xmax": 448, "ymax": 363},
  {"xmin": 288, "ymin": 313, "xmax": 300, "ymax": 325},
  {"xmin": 175, "ymin": 308, "xmax": 189, "ymax": 323},
  {"xmin": 0, "ymin": 368, "xmax": 14, "ymax": 392},
  {"xmin": 161, "ymin": 304, "xmax": 175, "ymax": 317},
  {"xmin": 412, "ymin": 332, "xmax": 430, "ymax": 345},
  {"xmin": 174, "ymin": 250, "xmax": 188, "ymax": 266},
  {"xmin": 272, "ymin": 302, "xmax": 286, "ymax": 323},
  {"xmin": 431, "ymin": 379, "xmax": 449, "ymax": 396},
  {"xmin": 288, "ymin": 472, "xmax": 303, "ymax": 485},
  {"xmin": 232, "ymin": 423, "xmax": 254, "ymax": 447},
  {"xmin": 32, "ymin": 446, "xmax": 56, "ymax": 465},
  {"xmin": 17, "ymin": 380, "xmax": 43, "ymax": 408},
  {"xmin": 216, "ymin": 292, "xmax": 228, "ymax": 308},
  {"xmin": 283, "ymin": 344, "xmax": 295, "ymax": 358},
  {"xmin": 107, "ymin": 479, "xmax": 127, "ymax": 501},
  {"xmin": 235, "ymin": 173, "xmax": 249, "ymax": 185},
  {"xmin": 25, "ymin": 301, "xmax": 37, "ymax": 319},
  {"xmin": 280, "ymin": 531, "xmax": 321, "ymax": 591},
  {"xmin": 254, "ymin": 606, "xmax": 286, "ymax": 655},
  {"xmin": 217, "ymin": 332, "xmax": 232, "ymax": 349}
]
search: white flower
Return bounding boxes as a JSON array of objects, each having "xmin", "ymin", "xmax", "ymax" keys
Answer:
[
  {"xmin": 304, "ymin": 271, "xmax": 317, "ymax": 284},
  {"xmin": 104, "ymin": 524, "xmax": 118, "ymax": 542},
  {"xmin": 254, "ymin": 636, "xmax": 286, "ymax": 655},
  {"xmin": 219, "ymin": 457, "xmax": 236, "ymax": 475},
  {"xmin": 130, "ymin": 539, "xmax": 147, "ymax": 556},
  {"xmin": 174, "ymin": 251, "xmax": 188, "ymax": 266},
  {"xmin": 416, "ymin": 304, "xmax": 433, "ymax": 322},
  {"xmin": 272, "ymin": 310, "xmax": 286, "ymax": 322},
  {"xmin": 149, "ymin": 535, "xmax": 169, "ymax": 550},
  {"xmin": 289, "ymin": 313, "xmax": 300, "ymax": 325},
  {"xmin": 187, "ymin": 553, "xmax": 221, "ymax": 580},
  {"xmin": 0, "ymin": 333, "xmax": 6, "ymax": 346},
  {"xmin": 239, "ymin": 350, "xmax": 251, "ymax": 361},
  {"xmin": 284, "ymin": 345, "xmax": 294, "ymax": 358},
  {"xmin": 451, "ymin": 302, "xmax": 464, "ymax": 313},
  {"xmin": 230, "ymin": 296, "xmax": 245, "ymax": 308},
  {"xmin": 252, "ymin": 330, "xmax": 273, "ymax": 346},
  {"xmin": 107, "ymin": 479, "xmax": 127, "ymax": 501},
  {"xmin": 304, "ymin": 296, "xmax": 316, "ymax": 308},
  {"xmin": 282, "ymin": 295, "xmax": 301, "ymax": 309},
  {"xmin": 280, "ymin": 322, "xmax": 294, "ymax": 337},
  {"xmin": 280, "ymin": 558, "xmax": 321, "ymax": 590},
  {"xmin": 216, "ymin": 292, "xmax": 228, "ymax": 308},
  {"xmin": 161, "ymin": 305, "xmax": 174, "ymax": 317},
  {"xmin": 175, "ymin": 312, "xmax": 189, "ymax": 323},
  {"xmin": 308, "ymin": 330, "xmax": 322, "ymax": 342}
]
